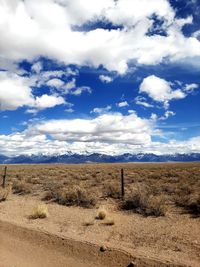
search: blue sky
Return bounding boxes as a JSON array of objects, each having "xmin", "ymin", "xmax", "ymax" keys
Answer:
[{"xmin": 0, "ymin": 0, "xmax": 200, "ymax": 156}]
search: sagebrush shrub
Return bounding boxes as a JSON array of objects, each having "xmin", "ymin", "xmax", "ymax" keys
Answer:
[
  {"xmin": 122, "ymin": 185, "xmax": 166, "ymax": 216},
  {"xmin": 103, "ymin": 183, "xmax": 120, "ymax": 199},
  {"xmin": 0, "ymin": 186, "xmax": 11, "ymax": 202},
  {"xmin": 12, "ymin": 180, "xmax": 31, "ymax": 195},
  {"xmin": 55, "ymin": 186, "xmax": 96, "ymax": 208}
]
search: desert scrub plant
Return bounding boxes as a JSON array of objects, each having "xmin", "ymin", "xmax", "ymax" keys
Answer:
[
  {"xmin": 175, "ymin": 191, "xmax": 200, "ymax": 216},
  {"xmin": 145, "ymin": 195, "xmax": 166, "ymax": 216},
  {"xmin": 186, "ymin": 193, "xmax": 200, "ymax": 215},
  {"xmin": 96, "ymin": 208, "xmax": 107, "ymax": 220},
  {"xmin": 103, "ymin": 183, "xmax": 120, "ymax": 199},
  {"xmin": 55, "ymin": 186, "xmax": 96, "ymax": 208},
  {"xmin": 121, "ymin": 185, "xmax": 166, "ymax": 216},
  {"xmin": 42, "ymin": 189, "xmax": 56, "ymax": 201},
  {"xmin": 0, "ymin": 186, "xmax": 11, "ymax": 202},
  {"xmin": 122, "ymin": 185, "xmax": 149, "ymax": 211},
  {"xmin": 29, "ymin": 204, "xmax": 48, "ymax": 219},
  {"xmin": 12, "ymin": 179, "xmax": 31, "ymax": 195}
]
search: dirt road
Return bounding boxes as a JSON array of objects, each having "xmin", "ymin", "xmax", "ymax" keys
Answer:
[
  {"xmin": 0, "ymin": 194, "xmax": 198, "ymax": 267},
  {"xmin": 0, "ymin": 220, "xmax": 189, "ymax": 267},
  {"xmin": 0, "ymin": 224, "xmax": 102, "ymax": 267},
  {"xmin": 0, "ymin": 220, "xmax": 135, "ymax": 267}
]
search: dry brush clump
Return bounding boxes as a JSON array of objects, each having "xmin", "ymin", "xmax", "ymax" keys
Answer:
[
  {"xmin": 103, "ymin": 183, "xmax": 121, "ymax": 199},
  {"xmin": 174, "ymin": 185, "xmax": 200, "ymax": 216},
  {"xmin": 0, "ymin": 186, "xmax": 11, "ymax": 202},
  {"xmin": 96, "ymin": 208, "xmax": 107, "ymax": 220},
  {"xmin": 12, "ymin": 179, "xmax": 31, "ymax": 195},
  {"xmin": 186, "ymin": 193, "xmax": 200, "ymax": 215},
  {"xmin": 1, "ymin": 162, "xmax": 200, "ymax": 216},
  {"xmin": 122, "ymin": 184, "xmax": 166, "ymax": 216},
  {"xmin": 29, "ymin": 204, "xmax": 48, "ymax": 219},
  {"xmin": 45, "ymin": 186, "xmax": 97, "ymax": 208}
]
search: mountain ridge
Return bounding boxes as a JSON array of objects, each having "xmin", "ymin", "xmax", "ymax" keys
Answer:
[{"xmin": 0, "ymin": 153, "xmax": 200, "ymax": 164}]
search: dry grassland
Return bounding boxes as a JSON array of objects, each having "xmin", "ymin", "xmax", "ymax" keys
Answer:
[{"xmin": 1, "ymin": 162, "xmax": 199, "ymax": 217}]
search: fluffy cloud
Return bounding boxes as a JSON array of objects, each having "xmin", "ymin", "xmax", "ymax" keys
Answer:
[
  {"xmin": 34, "ymin": 94, "xmax": 65, "ymax": 110},
  {"xmin": 145, "ymin": 136, "xmax": 200, "ymax": 155},
  {"xmin": 99, "ymin": 75, "xmax": 113, "ymax": 83},
  {"xmin": 117, "ymin": 101, "xmax": 129, "ymax": 107},
  {"xmin": 1, "ymin": 130, "xmax": 200, "ymax": 156},
  {"xmin": 139, "ymin": 75, "xmax": 186, "ymax": 108},
  {"xmin": 0, "ymin": 71, "xmax": 34, "ymax": 110},
  {"xmin": 183, "ymin": 83, "xmax": 199, "ymax": 92},
  {"xmin": 48, "ymin": 78, "xmax": 92, "ymax": 96},
  {"xmin": 46, "ymin": 78, "xmax": 65, "ymax": 88},
  {"xmin": 91, "ymin": 105, "xmax": 112, "ymax": 114},
  {"xmin": 63, "ymin": 78, "xmax": 76, "ymax": 91},
  {"xmin": 31, "ymin": 62, "xmax": 43, "ymax": 74},
  {"xmin": 0, "ymin": 0, "xmax": 200, "ymax": 74},
  {"xmin": 192, "ymin": 30, "xmax": 200, "ymax": 40},
  {"xmin": 0, "ymin": 112, "xmax": 157, "ymax": 155},
  {"xmin": 65, "ymin": 108, "xmax": 74, "ymax": 113},
  {"xmin": 0, "ymin": 71, "xmax": 66, "ymax": 111},
  {"xmin": 27, "ymin": 113, "xmax": 153, "ymax": 145},
  {"xmin": 135, "ymin": 96, "xmax": 154, "ymax": 108},
  {"xmin": 29, "ymin": 67, "xmax": 77, "ymax": 88},
  {"xmin": 0, "ymin": 66, "xmax": 92, "ymax": 111},
  {"xmin": 159, "ymin": 110, "xmax": 176, "ymax": 120}
]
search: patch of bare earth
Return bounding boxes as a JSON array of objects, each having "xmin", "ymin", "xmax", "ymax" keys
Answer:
[{"xmin": 0, "ymin": 193, "xmax": 199, "ymax": 267}]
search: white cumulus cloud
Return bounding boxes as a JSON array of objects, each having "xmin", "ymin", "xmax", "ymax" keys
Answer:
[
  {"xmin": 99, "ymin": 75, "xmax": 114, "ymax": 83},
  {"xmin": 46, "ymin": 78, "xmax": 65, "ymax": 88},
  {"xmin": 0, "ymin": 71, "xmax": 34, "ymax": 110},
  {"xmin": 0, "ymin": 71, "xmax": 66, "ymax": 111},
  {"xmin": 91, "ymin": 105, "xmax": 112, "ymax": 114},
  {"xmin": 0, "ymin": 0, "xmax": 200, "ymax": 74},
  {"xmin": 183, "ymin": 83, "xmax": 199, "ymax": 92},
  {"xmin": 27, "ymin": 113, "xmax": 153, "ymax": 145},
  {"xmin": 34, "ymin": 94, "xmax": 65, "ymax": 110},
  {"xmin": 135, "ymin": 96, "xmax": 154, "ymax": 108},
  {"xmin": 117, "ymin": 101, "xmax": 129, "ymax": 108},
  {"xmin": 139, "ymin": 75, "xmax": 186, "ymax": 108}
]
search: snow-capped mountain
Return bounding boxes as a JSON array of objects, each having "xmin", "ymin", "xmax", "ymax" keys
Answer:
[{"xmin": 0, "ymin": 153, "xmax": 200, "ymax": 164}]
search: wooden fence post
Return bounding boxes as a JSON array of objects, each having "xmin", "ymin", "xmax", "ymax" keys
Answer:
[
  {"xmin": 2, "ymin": 166, "xmax": 7, "ymax": 188},
  {"xmin": 121, "ymin": 168, "xmax": 125, "ymax": 199}
]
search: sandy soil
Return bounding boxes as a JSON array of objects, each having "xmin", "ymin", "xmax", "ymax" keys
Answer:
[
  {"xmin": 0, "ymin": 194, "xmax": 200, "ymax": 267},
  {"xmin": 0, "ymin": 226, "xmax": 101, "ymax": 267}
]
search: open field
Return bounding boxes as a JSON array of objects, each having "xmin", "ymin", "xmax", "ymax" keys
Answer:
[
  {"xmin": 1, "ymin": 162, "xmax": 200, "ymax": 216},
  {"xmin": 0, "ymin": 162, "xmax": 200, "ymax": 266}
]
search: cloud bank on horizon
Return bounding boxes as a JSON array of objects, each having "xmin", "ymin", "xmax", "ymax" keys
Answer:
[{"xmin": 0, "ymin": 0, "xmax": 200, "ymax": 156}]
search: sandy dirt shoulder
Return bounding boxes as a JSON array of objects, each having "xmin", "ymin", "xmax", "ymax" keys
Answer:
[{"xmin": 0, "ymin": 194, "xmax": 199, "ymax": 267}]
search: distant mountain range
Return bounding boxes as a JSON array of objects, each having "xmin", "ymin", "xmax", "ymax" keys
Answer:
[{"xmin": 0, "ymin": 153, "xmax": 200, "ymax": 164}]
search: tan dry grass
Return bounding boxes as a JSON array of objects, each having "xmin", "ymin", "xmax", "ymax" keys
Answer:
[
  {"xmin": 29, "ymin": 204, "xmax": 48, "ymax": 219},
  {"xmin": 1, "ymin": 162, "xmax": 199, "ymax": 215},
  {"xmin": 97, "ymin": 208, "xmax": 107, "ymax": 220},
  {"xmin": 0, "ymin": 186, "xmax": 11, "ymax": 202}
]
